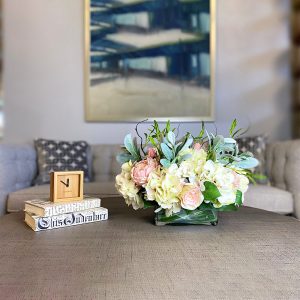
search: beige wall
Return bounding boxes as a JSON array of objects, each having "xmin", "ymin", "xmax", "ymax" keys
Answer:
[{"xmin": 3, "ymin": 0, "xmax": 291, "ymax": 144}]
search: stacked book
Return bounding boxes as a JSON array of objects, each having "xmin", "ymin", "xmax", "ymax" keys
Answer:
[{"xmin": 24, "ymin": 197, "xmax": 108, "ymax": 231}]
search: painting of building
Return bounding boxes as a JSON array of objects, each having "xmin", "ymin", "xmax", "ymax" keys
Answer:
[
  {"xmin": 85, "ymin": 0, "xmax": 215, "ymax": 121},
  {"xmin": 0, "ymin": 0, "xmax": 3, "ymax": 137}
]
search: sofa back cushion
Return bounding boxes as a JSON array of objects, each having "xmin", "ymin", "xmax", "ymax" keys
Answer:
[
  {"xmin": 266, "ymin": 140, "xmax": 300, "ymax": 191},
  {"xmin": 0, "ymin": 144, "xmax": 37, "ymax": 192},
  {"xmin": 91, "ymin": 145, "xmax": 121, "ymax": 182}
]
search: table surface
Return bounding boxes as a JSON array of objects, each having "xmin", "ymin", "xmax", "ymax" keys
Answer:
[{"xmin": 0, "ymin": 197, "xmax": 299, "ymax": 300}]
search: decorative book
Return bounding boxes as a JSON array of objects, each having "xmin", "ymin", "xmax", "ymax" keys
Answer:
[
  {"xmin": 25, "ymin": 207, "xmax": 108, "ymax": 231},
  {"xmin": 24, "ymin": 197, "xmax": 101, "ymax": 217}
]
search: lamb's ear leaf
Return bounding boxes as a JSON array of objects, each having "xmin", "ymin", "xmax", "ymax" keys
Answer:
[
  {"xmin": 161, "ymin": 143, "xmax": 173, "ymax": 161},
  {"xmin": 234, "ymin": 157, "xmax": 259, "ymax": 169},
  {"xmin": 167, "ymin": 131, "xmax": 176, "ymax": 146},
  {"xmin": 175, "ymin": 142, "xmax": 182, "ymax": 151},
  {"xmin": 235, "ymin": 190, "xmax": 243, "ymax": 206},
  {"xmin": 116, "ymin": 153, "xmax": 133, "ymax": 164},
  {"xmin": 124, "ymin": 134, "xmax": 140, "ymax": 160},
  {"xmin": 179, "ymin": 137, "xmax": 193, "ymax": 152},
  {"xmin": 160, "ymin": 158, "xmax": 171, "ymax": 168}
]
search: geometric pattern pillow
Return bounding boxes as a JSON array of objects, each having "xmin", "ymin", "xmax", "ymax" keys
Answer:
[
  {"xmin": 236, "ymin": 135, "xmax": 269, "ymax": 184},
  {"xmin": 34, "ymin": 138, "xmax": 91, "ymax": 184}
]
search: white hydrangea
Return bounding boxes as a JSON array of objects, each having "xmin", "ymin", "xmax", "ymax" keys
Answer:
[
  {"xmin": 145, "ymin": 164, "xmax": 183, "ymax": 214},
  {"xmin": 201, "ymin": 160, "xmax": 249, "ymax": 207},
  {"xmin": 115, "ymin": 161, "xmax": 144, "ymax": 210},
  {"xmin": 178, "ymin": 148, "xmax": 207, "ymax": 182}
]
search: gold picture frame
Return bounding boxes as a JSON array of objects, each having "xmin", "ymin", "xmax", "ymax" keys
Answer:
[{"xmin": 84, "ymin": 0, "xmax": 216, "ymax": 122}]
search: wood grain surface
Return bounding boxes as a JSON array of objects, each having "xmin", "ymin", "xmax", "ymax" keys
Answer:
[{"xmin": 0, "ymin": 197, "xmax": 299, "ymax": 300}]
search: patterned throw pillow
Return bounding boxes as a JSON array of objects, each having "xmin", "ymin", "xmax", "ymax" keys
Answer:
[
  {"xmin": 34, "ymin": 139, "xmax": 91, "ymax": 184},
  {"xmin": 236, "ymin": 135, "xmax": 268, "ymax": 184}
]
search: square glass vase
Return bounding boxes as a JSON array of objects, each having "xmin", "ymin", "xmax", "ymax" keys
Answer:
[{"xmin": 155, "ymin": 207, "xmax": 218, "ymax": 226}]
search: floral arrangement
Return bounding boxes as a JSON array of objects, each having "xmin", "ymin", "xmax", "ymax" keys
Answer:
[{"xmin": 115, "ymin": 120, "xmax": 259, "ymax": 225}]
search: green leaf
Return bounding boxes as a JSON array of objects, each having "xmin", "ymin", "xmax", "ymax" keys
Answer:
[
  {"xmin": 251, "ymin": 173, "xmax": 267, "ymax": 180},
  {"xmin": 198, "ymin": 121, "xmax": 205, "ymax": 138},
  {"xmin": 217, "ymin": 204, "xmax": 238, "ymax": 212},
  {"xmin": 148, "ymin": 136, "xmax": 157, "ymax": 147},
  {"xmin": 229, "ymin": 119, "xmax": 237, "ymax": 137},
  {"xmin": 235, "ymin": 190, "xmax": 243, "ymax": 206},
  {"xmin": 154, "ymin": 120, "xmax": 160, "ymax": 134},
  {"xmin": 124, "ymin": 134, "xmax": 140, "ymax": 160},
  {"xmin": 166, "ymin": 120, "xmax": 171, "ymax": 132},
  {"xmin": 160, "ymin": 159, "xmax": 171, "ymax": 168},
  {"xmin": 203, "ymin": 181, "xmax": 221, "ymax": 201},
  {"xmin": 161, "ymin": 143, "xmax": 173, "ymax": 161},
  {"xmin": 143, "ymin": 200, "xmax": 155, "ymax": 209},
  {"xmin": 232, "ymin": 127, "xmax": 245, "ymax": 138}
]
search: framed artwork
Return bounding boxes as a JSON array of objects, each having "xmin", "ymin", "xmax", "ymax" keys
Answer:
[
  {"xmin": 84, "ymin": 0, "xmax": 216, "ymax": 122},
  {"xmin": 0, "ymin": 0, "xmax": 3, "ymax": 137}
]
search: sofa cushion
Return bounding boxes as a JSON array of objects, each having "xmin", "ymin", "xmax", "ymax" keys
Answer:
[
  {"xmin": 34, "ymin": 139, "xmax": 91, "ymax": 184},
  {"xmin": 7, "ymin": 181, "xmax": 119, "ymax": 213},
  {"xmin": 91, "ymin": 145, "xmax": 121, "ymax": 181},
  {"xmin": 244, "ymin": 184, "xmax": 293, "ymax": 214}
]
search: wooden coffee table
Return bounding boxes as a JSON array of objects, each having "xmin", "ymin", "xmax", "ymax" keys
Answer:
[{"xmin": 0, "ymin": 197, "xmax": 299, "ymax": 299}]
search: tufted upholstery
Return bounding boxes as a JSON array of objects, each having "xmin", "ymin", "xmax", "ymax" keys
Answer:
[
  {"xmin": 266, "ymin": 140, "xmax": 300, "ymax": 219},
  {"xmin": 91, "ymin": 145, "xmax": 121, "ymax": 182},
  {"xmin": 0, "ymin": 144, "xmax": 37, "ymax": 215}
]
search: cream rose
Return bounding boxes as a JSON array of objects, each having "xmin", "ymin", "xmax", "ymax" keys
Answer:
[{"xmin": 180, "ymin": 184, "xmax": 203, "ymax": 210}]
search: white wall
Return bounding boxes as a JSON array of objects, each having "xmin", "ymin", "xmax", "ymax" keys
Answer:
[{"xmin": 3, "ymin": 0, "xmax": 292, "ymax": 144}]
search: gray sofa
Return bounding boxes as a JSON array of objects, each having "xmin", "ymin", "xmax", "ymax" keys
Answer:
[{"xmin": 0, "ymin": 141, "xmax": 299, "ymax": 219}]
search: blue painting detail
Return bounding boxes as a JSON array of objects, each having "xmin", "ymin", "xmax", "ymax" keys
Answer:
[{"xmin": 90, "ymin": 0, "xmax": 211, "ymax": 88}]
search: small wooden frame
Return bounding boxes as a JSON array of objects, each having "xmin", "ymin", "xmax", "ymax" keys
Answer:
[{"xmin": 50, "ymin": 171, "xmax": 84, "ymax": 203}]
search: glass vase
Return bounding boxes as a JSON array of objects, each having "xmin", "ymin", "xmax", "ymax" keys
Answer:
[{"xmin": 155, "ymin": 207, "xmax": 218, "ymax": 226}]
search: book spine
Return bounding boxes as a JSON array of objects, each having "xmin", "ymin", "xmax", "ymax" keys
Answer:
[
  {"xmin": 42, "ymin": 198, "xmax": 101, "ymax": 217},
  {"xmin": 26, "ymin": 208, "xmax": 108, "ymax": 231}
]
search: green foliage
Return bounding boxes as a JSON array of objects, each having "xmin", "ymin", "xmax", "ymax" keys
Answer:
[
  {"xmin": 217, "ymin": 204, "xmax": 238, "ymax": 212},
  {"xmin": 143, "ymin": 199, "xmax": 155, "ymax": 209},
  {"xmin": 203, "ymin": 181, "xmax": 221, "ymax": 201},
  {"xmin": 160, "ymin": 158, "xmax": 171, "ymax": 168},
  {"xmin": 235, "ymin": 190, "xmax": 243, "ymax": 206},
  {"xmin": 161, "ymin": 143, "xmax": 173, "ymax": 161},
  {"xmin": 116, "ymin": 152, "xmax": 134, "ymax": 164},
  {"xmin": 229, "ymin": 119, "xmax": 237, "ymax": 137},
  {"xmin": 124, "ymin": 134, "xmax": 141, "ymax": 161}
]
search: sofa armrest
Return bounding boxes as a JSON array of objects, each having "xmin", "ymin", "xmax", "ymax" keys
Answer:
[
  {"xmin": 266, "ymin": 140, "xmax": 300, "ymax": 218},
  {"xmin": 0, "ymin": 144, "xmax": 37, "ymax": 215}
]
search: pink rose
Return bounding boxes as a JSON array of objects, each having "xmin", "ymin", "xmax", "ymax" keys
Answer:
[
  {"xmin": 193, "ymin": 142, "xmax": 208, "ymax": 151},
  {"xmin": 180, "ymin": 185, "xmax": 203, "ymax": 210},
  {"xmin": 193, "ymin": 143, "xmax": 202, "ymax": 150},
  {"xmin": 147, "ymin": 147, "xmax": 157, "ymax": 158},
  {"xmin": 131, "ymin": 157, "xmax": 158, "ymax": 186}
]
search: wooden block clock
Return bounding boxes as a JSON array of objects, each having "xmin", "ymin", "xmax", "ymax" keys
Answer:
[{"xmin": 50, "ymin": 171, "xmax": 84, "ymax": 203}]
